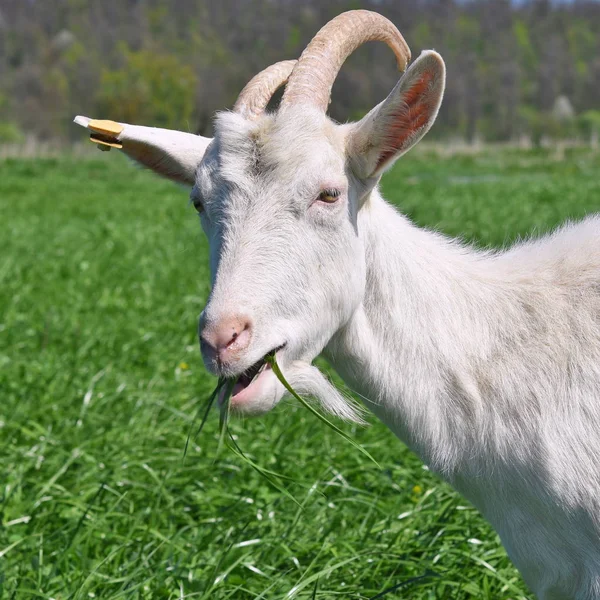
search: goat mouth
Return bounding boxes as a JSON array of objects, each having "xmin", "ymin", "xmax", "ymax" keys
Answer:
[{"xmin": 230, "ymin": 344, "xmax": 286, "ymax": 400}]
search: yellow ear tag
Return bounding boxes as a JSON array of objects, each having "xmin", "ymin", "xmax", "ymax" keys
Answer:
[
  {"xmin": 88, "ymin": 119, "xmax": 124, "ymax": 136},
  {"xmin": 87, "ymin": 119, "xmax": 124, "ymax": 151}
]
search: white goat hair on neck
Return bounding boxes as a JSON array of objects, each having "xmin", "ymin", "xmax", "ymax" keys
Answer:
[{"xmin": 328, "ymin": 197, "xmax": 600, "ymax": 599}]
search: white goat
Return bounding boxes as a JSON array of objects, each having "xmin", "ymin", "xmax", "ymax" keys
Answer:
[{"xmin": 74, "ymin": 10, "xmax": 600, "ymax": 598}]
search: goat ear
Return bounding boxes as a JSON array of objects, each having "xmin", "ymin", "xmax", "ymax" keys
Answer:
[
  {"xmin": 73, "ymin": 116, "xmax": 212, "ymax": 187},
  {"xmin": 348, "ymin": 51, "xmax": 445, "ymax": 180}
]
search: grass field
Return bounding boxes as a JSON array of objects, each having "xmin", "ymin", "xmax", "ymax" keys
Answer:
[{"xmin": 2, "ymin": 147, "xmax": 600, "ymax": 599}]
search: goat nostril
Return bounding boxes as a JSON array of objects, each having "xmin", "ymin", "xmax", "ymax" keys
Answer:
[
  {"xmin": 225, "ymin": 331, "xmax": 239, "ymax": 349},
  {"xmin": 201, "ymin": 315, "xmax": 253, "ymax": 358}
]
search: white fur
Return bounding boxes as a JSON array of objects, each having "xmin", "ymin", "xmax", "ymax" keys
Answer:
[
  {"xmin": 199, "ymin": 106, "xmax": 600, "ymax": 596},
  {"xmin": 328, "ymin": 201, "xmax": 600, "ymax": 599},
  {"xmin": 74, "ymin": 50, "xmax": 600, "ymax": 598}
]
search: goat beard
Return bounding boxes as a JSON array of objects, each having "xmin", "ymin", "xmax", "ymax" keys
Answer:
[{"xmin": 282, "ymin": 361, "xmax": 366, "ymax": 424}]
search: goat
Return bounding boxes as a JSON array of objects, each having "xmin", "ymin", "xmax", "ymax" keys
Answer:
[{"xmin": 74, "ymin": 10, "xmax": 600, "ymax": 598}]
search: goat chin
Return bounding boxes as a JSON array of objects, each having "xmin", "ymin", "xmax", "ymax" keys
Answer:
[{"xmin": 283, "ymin": 361, "xmax": 366, "ymax": 424}]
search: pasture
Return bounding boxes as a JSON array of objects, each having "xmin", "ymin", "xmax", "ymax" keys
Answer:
[{"xmin": 2, "ymin": 147, "xmax": 600, "ymax": 599}]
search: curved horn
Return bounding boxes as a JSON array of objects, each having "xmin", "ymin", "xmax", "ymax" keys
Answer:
[
  {"xmin": 280, "ymin": 10, "xmax": 410, "ymax": 113},
  {"xmin": 234, "ymin": 60, "xmax": 297, "ymax": 120}
]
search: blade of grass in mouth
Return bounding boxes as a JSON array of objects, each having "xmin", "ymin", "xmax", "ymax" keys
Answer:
[
  {"xmin": 226, "ymin": 429, "xmax": 303, "ymax": 508},
  {"xmin": 185, "ymin": 352, "xmax": 377, "ymax": 499},
  {"xmin": 183, "ymin": 376, "xmax": 226, "ymax": 462},
  {"xmin": 186, "ymin": 374, "xmax": 304, "ymax": 505},
  {"xmin": 265, "ymin": 353, "xmax": 380, "ymax": 468},
  {"xmin": 216, "ymin": 378, "xmax": 236, "ymax": 458}
]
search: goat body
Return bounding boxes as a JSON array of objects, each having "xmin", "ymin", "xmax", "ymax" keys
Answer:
[
  {"xmin": 73, "ymin": 9, "xmax": 600, "ymax": 598},
  {"xmin": 328, "ymin": 196, "xmax": 600, "ymax": 598}
]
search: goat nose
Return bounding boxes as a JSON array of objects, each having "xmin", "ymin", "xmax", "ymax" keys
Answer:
[{"xmin": 200, "ymin": 315, "xmax": 253, "ymax": 363}]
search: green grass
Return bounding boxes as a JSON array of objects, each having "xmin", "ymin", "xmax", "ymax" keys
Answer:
[{"xmin": 1, "ymin": 147, "xmax": 600, "ymax": 599}]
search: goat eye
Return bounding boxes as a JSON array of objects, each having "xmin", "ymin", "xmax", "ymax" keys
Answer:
[
  {"xmin": 318, "ymin": 189, "xmax": 341, "ymax": 203},
  {"xmin": 191, "ymin": 196, "xmax": 204, "ymax": 214}
]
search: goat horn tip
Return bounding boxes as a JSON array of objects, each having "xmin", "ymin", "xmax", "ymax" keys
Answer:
[
  {"xmin": 73, "ymin": 115, "xmax": 91, "ymax": 128},
  {"xmin": 73, "ymin": 116, "xmax": 124, "ymax": 150}
]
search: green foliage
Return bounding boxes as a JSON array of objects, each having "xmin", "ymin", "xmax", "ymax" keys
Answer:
[
  {"xmin": 566, "ymin": 19, "xmax": 596, "ymax": 76},
  {"xmin": 99, "ymin": 45, "xmax": 197, "ymax": 129},
  {"xmin": 516, "ymin": 106, "xmax": 578, "ymax": 146},
  {"xmin": 412, "ymin": 22, "xmax": 433, "ymax": 51},
  {"xmin": 0, "ymin": 122, "xmax": 24, "ymax": 143},
  {"xmin": 454, "ymin": 15, "xmax": 481, "ymax": 54},
  {"xmin": 148, "ymin": 5, "xmax": 170, "ymax": 37},
  {"xmin": 578, "ymin": 110, "xmax": 600, "ymax": 139},
  {"xmin": 63, "ymin": 39, "xmax": 87, "ymax": 67},
  {"xmin": 513, "ymin": 19, "xmax": 537, "ymax": 69},
  {"xmin": 2, "ymin": 149, "xmax": 600, "ymax": 597},
  {"xmin": 513, "ymin": 19, "xmax": 538, "ymax": 103},
  {"xmin": 0, "ymin": 93, "xmax": 9, "ymax": 115},
  {"xmin": 284, "ymin": 25, "xmax": 301, "ymax": 55}
]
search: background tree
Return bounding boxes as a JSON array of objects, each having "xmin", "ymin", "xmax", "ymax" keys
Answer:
[{"xmin": 0, "ymin": 0, "xmax": 598, "ymax": 143}]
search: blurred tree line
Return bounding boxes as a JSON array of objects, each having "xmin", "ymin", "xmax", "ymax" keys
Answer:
[{"xmin": 0, "ymin": 0, "xmax": 599, "ymax": 144}]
